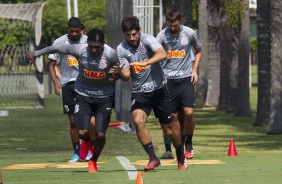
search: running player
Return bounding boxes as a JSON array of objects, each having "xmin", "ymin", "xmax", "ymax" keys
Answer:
[
  {"xmin": 156, "ymin": 8, "xmax": 202, "ymax": 159},
  {"xmin": 110, "ymin": 15, "xmax": 188, "ymax": 171},
  {"xmin": 26, "ymin": 28, "xmax": 121, "ymax": 173},
  {"xmin": 48, "ymin": 17, "xmax": 89, "ymax": 162}
]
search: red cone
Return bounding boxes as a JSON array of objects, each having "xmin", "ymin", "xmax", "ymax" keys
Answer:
[{"xmin": 228, "ymin": 139, "xmax": 238, "ymax": 156}]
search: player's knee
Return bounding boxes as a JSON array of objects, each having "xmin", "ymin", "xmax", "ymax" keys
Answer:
[
  {"xmin": 184, "ymin": 111, "xmax": 193, "ymax": 117},
  {"xmin": 78, "ymin": 129, "xmax": 89, "ymax": 139},
  {"xmin": 161, "ymin": 124, "xmax": 173, "ymax": 136}
]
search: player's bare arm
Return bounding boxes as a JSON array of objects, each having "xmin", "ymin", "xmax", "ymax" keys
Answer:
[
  {"xmin": 191, "ymin": 48, "xmax": 202, "ymax": 84},
  {"xmin": 49, "ymin": 60, "xmax": 61, "ymax": 95},
  {"xmin": 130, "ymin": 47, "xmax": 167, "ymax": 67}
]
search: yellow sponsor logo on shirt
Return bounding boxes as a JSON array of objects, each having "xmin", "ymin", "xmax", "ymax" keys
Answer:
[
  {"xmin": 68, "ymin": 57, "xmax": 79, "ymax": 66},
  {"xmin": 167, "ymin": 50, "xmax": 186, "ymax": 58}
]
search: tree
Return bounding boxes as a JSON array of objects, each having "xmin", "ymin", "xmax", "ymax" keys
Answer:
[
  {"xmin": 266, "ymin": 0, "xmax": 282, "ymax": 134},
  {"xmin": 217, "ymin": 3, "xmax": 232, "ymax": 111},
  {"xmin": 205, "ymin": 0, "xmax": 221, "ymax": 107},
  {"xmin": 235, "ymin": 0, "xmax": 251, "ymax": 116},
  {"xmin": 195, "ymin": 0, "xmax": 209, "ymax": 107},
  {"xmin": 41, "ymin": 0, "xmax": 106, "ymax": 46},
  {"xmin": 253, "ymin": 0, "xmax": 271, "ymax": 126}
]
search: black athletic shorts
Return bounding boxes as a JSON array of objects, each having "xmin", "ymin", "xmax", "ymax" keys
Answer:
[
  {"xmin": 166, "ymin": 77, "xmax": 195, "ymax": 112},
  {"xmin": 62, "ymin": 81, "xmax": 76, "ymax": 114},
  {"xmin": 131, "ymin": 86, "xmax": 173, "ymax": 124},
  {"xmin": 74, "ymin": 94, "xmax": 113, "ymax": 133}
]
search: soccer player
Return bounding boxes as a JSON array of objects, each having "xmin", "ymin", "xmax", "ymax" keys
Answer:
[
  {"xmin": 26, "ymin": 28, "xmax": 121, "ymax": 173},
  {"xmin": 156, "ymin": 8, "xmax": 202, "ymax": 159},
  {"xmin": 110, "ymin": 15, "xmax": 187, "ymax": 171},
  {"xmin": 48, "ymin": 17, "xmax": 92, "ymax": 162}
]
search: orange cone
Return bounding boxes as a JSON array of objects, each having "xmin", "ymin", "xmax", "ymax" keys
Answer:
[
  {"xmin": 228, "ymin": 139, "xmax": 238, "ymax": 156},
  {"xmin": 136, "ymin": 171, "xmax": 144, "ymax": 184}
]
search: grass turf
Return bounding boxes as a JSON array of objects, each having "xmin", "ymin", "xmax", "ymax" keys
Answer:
[{"xmin": 1, "ymin": 87, "xmax": 282, "ymax": 183}]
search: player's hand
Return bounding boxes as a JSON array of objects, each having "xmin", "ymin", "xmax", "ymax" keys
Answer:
[
  {"xmin": 54, "ymin": 83, "xmax": 62, "ymax": 95},
  {"xmin": 25, "ymin": 51, "xmax": 36, "ymax": 66},
  {"xmin": 191, "ymin": 70, "xmax": 198, "ymax": 85},
  {"xmin": 109, "ymin": 63, "xmax": 125, "ymax": 74}
]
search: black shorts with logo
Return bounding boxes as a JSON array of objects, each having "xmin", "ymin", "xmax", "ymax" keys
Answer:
[
  {"xmin": 166, "ymin": 77, "xmax": 195, "ymax": 112},
  {"xmin": 62, "ymin": 81, "xmax": 76, "ymax": 114},
  {"xmin": 74, "ymin": 94, "xmax": 113, "ymax": 133},
  {"xmin": 131, "ymin": 86, "xmax": 173, "ymax": 124}
]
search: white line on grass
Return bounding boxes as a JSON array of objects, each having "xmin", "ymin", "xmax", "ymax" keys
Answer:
[{"xmin": 116, "ymin": 156, "xmax": 138, "ymax": 180}]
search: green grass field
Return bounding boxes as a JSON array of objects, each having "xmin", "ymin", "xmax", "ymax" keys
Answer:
[{"xmin": 1, "ymin": 87, "xmax": 282, "ymax": 184}]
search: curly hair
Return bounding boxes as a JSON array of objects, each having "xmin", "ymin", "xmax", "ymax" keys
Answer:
[{"xmin": 121, "ymin": 15, "xmax": 141, "ymax": 33}]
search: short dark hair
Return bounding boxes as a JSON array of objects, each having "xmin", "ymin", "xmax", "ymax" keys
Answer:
[
  {"xmin": 165, "ymin": 8, "xmax": 182, "ymax": 22},
  {"xmin": 121, "ymin": 15, "xmax": 141, "ymax": 33},
  {"xmin": 68, "ymin": 17, "xmax": 83, "ymax": 28},
  {"xmin": 87, "ymin": 28, "xmax": 104, "ymax": 43}
]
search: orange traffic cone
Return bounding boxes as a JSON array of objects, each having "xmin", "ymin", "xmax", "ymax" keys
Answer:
[
  {"xmin": 136, "ymin": 171, "xmax": 144, "ymax": 184},
  {"xmin": 228, "ymin": 139, "xmax": 238, "ymax": 156}
]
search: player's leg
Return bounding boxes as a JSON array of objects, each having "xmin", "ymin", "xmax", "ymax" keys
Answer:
[
  {"xmin": 88, "ymin": 96, "xmax": 113, "ymax": 172},
  {"xmin": 86, "ymin": 116, "xmax": 95, "ymax": 160},
  {"xmin": 152, "ymin": 87, "xmax": 187, "ymax": 170},
  {"xmin": 160, "ymin": 132, "xmax": 174, "ymax": 159},
  {"xmin": 74, "ymin": 94, "xmax": 93, "ymax": 161},
  {"xmin": 62, "ymin": 82, "xmax": 80, "ymax": 162},
  {"xmin": 181, "ymin": 77, "xmax": 196, "ymax": 159},
  {"xmin": 131, "ymin": 93, "xmax": 160, "ymax": 171}
]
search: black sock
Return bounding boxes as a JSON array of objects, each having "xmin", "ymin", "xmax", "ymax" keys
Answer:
[
  {"xmin": 163, "ymin": 135, "xmax": 172, "ymax": 152},
  {"xmin": 143, "ymin": 142, "xmax": 156, "ymax": 158},
  {"xmin": 175, "ymin": 144, "xmax": 184, "ymax": 161},
  {"xmin": 72, "ymin": 142, "xmax": 79, "ymax": 155},
  {"xmin": 181, "ymin": 135, "xmax": 186, "ymax": 148},
  {"xmin": 185, "ymin": 134, "xmax": 193, "ymax": 145}
]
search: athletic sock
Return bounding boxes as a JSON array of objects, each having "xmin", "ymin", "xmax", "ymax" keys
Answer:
[
  {"xmin": 175, "ymin": 144, "xmax": 184, "ymax": 161},
  {"xmin": 185, "ymin": 134, "xmax": 193, "ymax": 145},
  {"xmin": 143, "ymin": 142, "xmax": 157, "ymax": 158},
  {"xmin": 181, "ymin": 135, "xmax": 186, "ymax": 148},
  {"xmin": 163, "ymin": 135, "xmax": 172, "ymax": 152},
  {"xmin": 185, "ymin": 134, "xmax": 193, "ymax": 151},
  {"xmin": 73, "ymin": 142, "xmax": 79, "ymax": 155}
]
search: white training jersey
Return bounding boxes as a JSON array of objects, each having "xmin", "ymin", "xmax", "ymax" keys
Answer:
[
  {"xmin": 117, "ymin": 33, "xmax": 166, "ymax": 93},
  {"xmin": 48, "ymin": 34, "xmax": 88, "ymax": 86},
  {"xmin": 35, "ymin": 44, "xmax": 119, "ymax": 98},
  {"xmin": 156, "ymin": 26, "xmax": 201, "ymax": 79}
]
